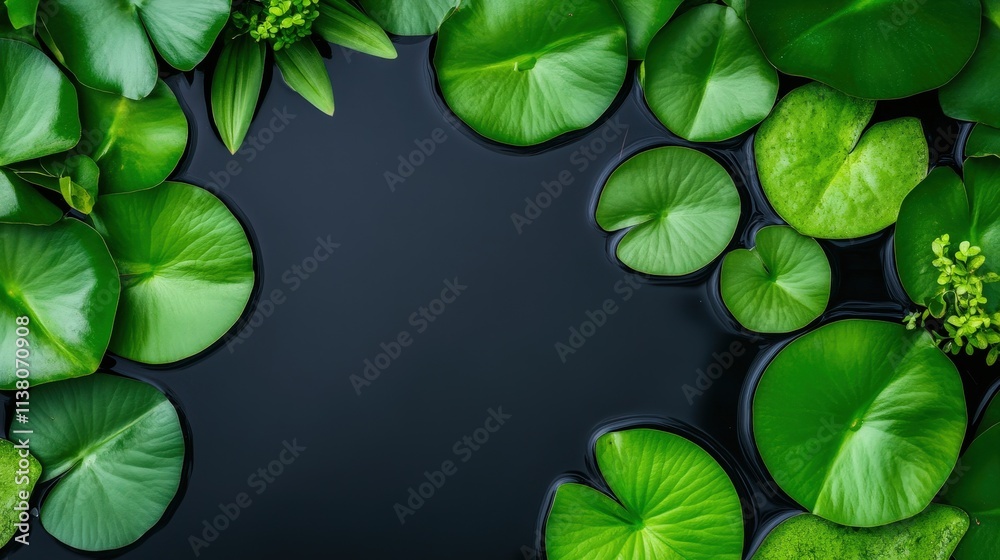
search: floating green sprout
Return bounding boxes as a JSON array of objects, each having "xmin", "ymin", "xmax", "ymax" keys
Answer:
[
  {"xmin": 905, "ymin": 234, "xmax": 1000, "ymax": 364},
  {"xmin": 234, "ymin": 0, "xmax": 321, "ymax": 50}
]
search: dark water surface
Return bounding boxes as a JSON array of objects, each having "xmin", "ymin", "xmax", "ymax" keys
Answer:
[{"xmin": 5, "ymin": 38, "xmax": 998, "ymax": 559}]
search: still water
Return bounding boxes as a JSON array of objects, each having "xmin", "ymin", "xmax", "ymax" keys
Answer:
[{"xmin": 4, "ymin": 37, "xmax": 996, "ymax": 559}]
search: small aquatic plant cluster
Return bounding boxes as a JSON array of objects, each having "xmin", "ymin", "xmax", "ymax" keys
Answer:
[
  {"xmin": 905, "ymin": 235, "xmax": 1000, "ymax": 364},
  {"xmin": 233, "ymin": 0, "xmax": 321, "ymax": 50}
]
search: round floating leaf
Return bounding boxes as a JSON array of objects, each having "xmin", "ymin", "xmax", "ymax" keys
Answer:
[
  {"xmin": 78, "ymin": 79, "xmax": 188, "ymax": 194},
  {"xmin": 940, "ymin": 1, "xmax": 1000, "ymax": 128},
  {"xmin": 755, "ymin": 82, "xmax": 928, "ymax": 239},
  {"xmin": 212, "ymin": 33, "xmax": 266, "ymax": 155},
  {"xmin": 746, "ymin": 0, "xmax": 981, "ymax": 99},
  {"xmin": 895, "ymin": 158, "xmax": 1000, "ymax": 312},
  {"xmin": 0, "ymin": 219, "xmax": 120, "ymax": 389},
  {"xmin": 753, "ymin": 319, "xmax": 967, "ymax": 527},
  {"xmin": 315, "ymin": 0, "xmax": 397, "ymax": 60},
  {"xmin": 357, "ymin": 0, "xmax": 458, "ymax": 36},
  {"xmin": 967, "ymin": 124, "xmax": 1000, "ymax": 158},
  {"xmin": 39, "ymin": 0, "xmax": 230, "ymax": 99},
  {"xmin": 940, "ymin": 425, "xmax": 1000, "ymax": 559},
  {"xmin": 611, "ymin": 0, "xmax": 683, "ymax": 59},
  {"xmin": 641, "ymin": 4, "xmax": 777, "ymax": 142},
  {"xmin": 545, "ymin": 429, "xmax": 743, "ymax": 560},
  {"xmin": 274, "ymin": 39, "xmax": 335, "ymax": 116},
  {"xmin": 0, "ymin": 168, "xmax": 61, "ymax": 225},
  {"xmin": 27, "ymin": 374, "xmax": 184, "ymax": 551},
  {"xmin": 0, "ymin": 39, "xmax": 79, "ymax": 166},
  {"xmin": 434, "ymin": 0, "xmax": 628, "ymax": 146},
  {"xmin": 720, "ymin": 225, "xmax": 830, "ymax": 333},
  {"xmin": 90, "ymin": 182, "xmax": 255, "ymax": 364},
  {"xmin": 0, "ymin": 439, "xmax": 40, "ymax": 548},
  {"xmin": 752, "ymin": 505, "xmax": 969, "ymax": 560},
  {"xmin": 596, "ymin": 146, "xmax": 740, "ymax": 276}
]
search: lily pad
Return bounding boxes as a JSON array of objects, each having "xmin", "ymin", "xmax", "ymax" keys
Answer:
[
  {"xmin": 0, "ymin": 219, "xmax": 120, "ymax": 389},
  {"xmin": 434, "ymin": 0, "xmax": 628, "ymax": 146},
  {"xmin": 38, "ymin": 0, "xmax": 230, "ymax": 99},
  {"xmin": 545, "ymin": 429, "xmax": 744, "ymax": 560},
  {"xmin": 753, "ymin": 319, "xmax": 967, "ymax": 527},
  {"xmin": 90, "ymin": 182, "xmax": 255, "ymax": 364},
  {"xmin": 940, "ymin": 0, "xmax": 1000, "ymax": 128},
  {"xmin": 895, "ymin": 157, "xmax": 1000, "ymax": 312},
  {"xmin": 755, "ymin": 82, "xmax": 928, "ymax": 239},
  {"xmin": 611, "ymin": 0, "xmax": 683, "ymax": 59},
  {"xmin": 77, "ymin": 79, "xmax": 188, "ymax": 194},
  {"xmin": 720, "ymin": 225, "xmax": 830, "ymax": 333},
  {"xmin": 596, "ymin": 146, "xmax": 740, "ymax": 276},
  {"xmin": 746, "ymin": 0, "xmax": 982, "ymax": 99},
  {"xmin": 0, "ymin": 38, "xmax": 79, "ymax": 166},
  {"xmin": 27, "ymin": 373, "xmax": 184, "ymax": 551},
  {"xmin": 940, "ymin": 425, "xmax": 1000, "ymax": 559},
  {"xmin": 0, "ymin": 168, "xmax": 61, "ymax": 225},
  {"xmin": 966, "ymin": 124, "xmax": 1000, "ymax": 158},
  {"xmin": 641, "ymin": 4, "xmax": 777, "ymax": 142},
  {"xmin": 357, "ymin": 0, "xmax": 458, "ymax": 36},
  {"xmin": 0, "ymin": 439, "xmax": 41, "ymax": 548},
  {"xmin": 752, "ymin": 505, "xmax": 969, "ymax": 560}
]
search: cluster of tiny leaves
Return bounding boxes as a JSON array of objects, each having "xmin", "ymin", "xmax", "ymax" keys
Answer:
[
  {"xmin": 905, "ymin": 234, "xmax": 1000, "ymax": 365},
  {"xmin": 232, "ymin": 0, "xmax": 320, "ymax": 50}
]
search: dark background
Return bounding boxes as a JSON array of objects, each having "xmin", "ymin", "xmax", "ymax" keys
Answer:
[{"xmin": 4, "ymin": 36, "xmax": 998, "ymax": 560}]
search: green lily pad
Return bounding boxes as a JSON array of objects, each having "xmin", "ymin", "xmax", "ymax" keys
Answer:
[
  {"xmin": 641, "ymin": 4, "xmax": 777, "ymax": 142},
  {"xmin": 357, "ymin": 0, "xmax": 458, "ymax": 36},
  {"xmin": 895, "ymin": 158, "xmax": 1000, "ymax": 312},
  {"xmin": 611, "ymin": 0, "xmax": 683, "ymax": 59},
  {"xmin": 27, "ymin": 373, "xmax": 184, "ymax": 551},
  {"xmin": 77, "ymin": 79, "xmax": 188, "ymax": 194},
  {"xmin": 212, "ymin": 33, "xmax": 266, "ymax": 155},
  {"xmin": 0, "ymin": 219, "xmax": 120, "ymax": 388},
  {"xmin": 0, "ymin": 168, "xmax": 61, "ymax": 225},
  {"xmin": 755, "ymin": 82, "xmax": 928, "ymax": 239},
  {"xmin": 940, "ymin": 425, "xmax": 1000, "ymax": 559},
  {"xmin": 315, "ymin": 0, "xmax": 397, "ymax": 60},
  {"xmin": 967, "ymin": 124, "xmax": 1000, "ymax": 158},
  {"xmin": 746, "ymin": 0, "xmax": 981, "ymax": 99},
  {"xmin": 752, "ymin": 505, "xmax": 969, "ymax": 560},
  {"xmin": 596, "ymin": 146, "xmax": 740, "ymax": 276},
  {"xmin": 90, "ymin": 182, "xmax": 255, "ymax": 364},
  {"xmin": 753, "ymin": 319, "xmax": 967, "ymax": 527},
  {"xmin": 0, "ymin": 39, "xmax": 80, "ymax": 166},
  {"xmin": 39, "ymin": 0, "xmax": 230, "ymax": 99},
  {"xmin": 720, "ymin": 225, "xmax": 830, "ymax": 333},
  {"xmin": 0, "ymin": 439, "xmax": 41, "ymax": 548},
  {"xmin": 433, "ymin": 0, "xmax": 628, "ymax": 146},
  {"xmin": 545, "ymin": 429, "xmax": 744, "ymax": 560},
  {"xmin": 940, "ymin": 0, "xmax": 1000, "ymax": 128}
]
